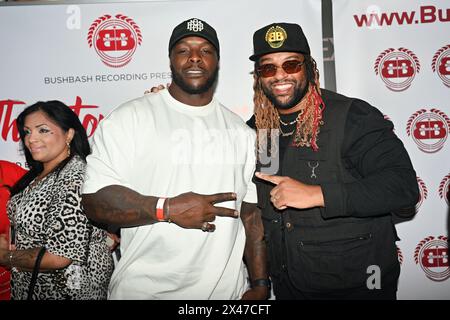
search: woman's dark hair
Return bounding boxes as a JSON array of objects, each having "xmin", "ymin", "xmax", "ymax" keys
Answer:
[{"xmin": 10, "ymin": 100, "xmax": 91, "ymax": 195}]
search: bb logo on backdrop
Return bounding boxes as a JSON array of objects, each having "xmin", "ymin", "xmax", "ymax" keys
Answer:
[
  {"xmin": 374, "ymin": 47, "xmax": 420, "ymax": 91},
  {"xmin": 407, "ymin": 108, "xmax": 449, "ymax": 153},
  {"xmin": 88, "ymin": 14, "xmax": 142, "ymax": 68},
  {"xmin": 432, "ymin": 44, "xmax": 450, "ymax": 88},
  {"xmin": 438, "ymin": 174, "xmax": 450, "ymax": 205},
  {"xmin": 415, "ymin": 236, "xmax": 449, "ymax": 281}
]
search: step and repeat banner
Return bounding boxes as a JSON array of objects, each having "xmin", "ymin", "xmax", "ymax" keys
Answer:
[
  {"xmin": 0, "ymin": 0, "xmax": 323, "ymax": 167},
  {"xmin": 3, "ymin": 0, "xmax": 447, "ymax": 300},
  {"xmin": 333, "ymin": 0, "xmax": 449, "ymax": 299}
]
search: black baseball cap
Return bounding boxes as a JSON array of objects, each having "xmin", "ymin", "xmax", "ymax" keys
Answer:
[
  {"xmin": 168, "ymin": 18, "xmax": 220, "ymax": 58},
  {"xmin": 249, "ymin": 22, "xmax": 310, "ymax": 61}
]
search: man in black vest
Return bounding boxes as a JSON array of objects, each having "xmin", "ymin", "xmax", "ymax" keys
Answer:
[{"xmin": 246, "ymin": 22, "xmax": 419, "ymax": 299}]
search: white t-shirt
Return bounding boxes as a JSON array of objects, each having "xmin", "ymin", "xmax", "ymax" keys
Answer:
[{"xmin": 83, "ymin": 90, "xmax": 257, "ymax": 299}]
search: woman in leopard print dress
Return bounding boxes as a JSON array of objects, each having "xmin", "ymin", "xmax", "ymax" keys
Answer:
[{"xmin": 0, "ymin": 101, "xmax": 113, "ymax": 299}]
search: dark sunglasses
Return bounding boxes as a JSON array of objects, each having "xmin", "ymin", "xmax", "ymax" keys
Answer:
[{"xmin": 256, "ymin": 60, "xmax": 305, "ymax": 78}]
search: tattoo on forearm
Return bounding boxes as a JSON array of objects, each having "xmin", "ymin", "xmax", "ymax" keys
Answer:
[{"xmin": 83, "ymin": 185, "xmax": 158, "ymax": 228}]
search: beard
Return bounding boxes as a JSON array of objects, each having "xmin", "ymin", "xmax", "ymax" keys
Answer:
[
  {"xmin": 170, "ymin": 64, "xmax": 219, "ymax": 95},
  {"xmin": 262, "ymin": 80, "xmax": 309, "ymax": 110}
]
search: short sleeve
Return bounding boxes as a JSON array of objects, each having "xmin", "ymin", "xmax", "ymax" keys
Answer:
[{"xmin": 82, "ymin": 105, "xmax": 136, "ymax": 194}]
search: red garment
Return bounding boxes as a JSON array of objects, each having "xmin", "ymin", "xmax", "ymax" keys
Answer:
[{"xmin": 0, "ymin": 161, "xmax": 26, "ymax": 300}]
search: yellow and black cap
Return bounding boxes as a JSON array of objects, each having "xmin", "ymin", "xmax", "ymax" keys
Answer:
[
  {"xmin": 249, "ymin": 22, "xmax": 310, "ymax": 61},
  {"xmin": 169, "ymin": 18, "xmax": 220, "ymax": 58}
]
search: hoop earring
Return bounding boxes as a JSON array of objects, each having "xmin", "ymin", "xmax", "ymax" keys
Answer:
[{"xmin": 66, "ymin": 141, "xmax": 71, "ymax": 157}]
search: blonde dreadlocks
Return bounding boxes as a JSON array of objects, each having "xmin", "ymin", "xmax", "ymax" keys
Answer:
[{"xmin": 253, "ymin": 56, "xmax": 325, "ymax": 152}]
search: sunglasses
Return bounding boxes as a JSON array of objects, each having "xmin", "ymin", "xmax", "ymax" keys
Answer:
[{"xmin": 256, "ymin": 60, "xmax": 305, "ymax": 78}]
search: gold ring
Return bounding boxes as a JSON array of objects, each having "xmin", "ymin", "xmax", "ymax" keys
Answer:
[{"xmin": 201, "ymin": 222, "xmax": 209, "ymax": 232}]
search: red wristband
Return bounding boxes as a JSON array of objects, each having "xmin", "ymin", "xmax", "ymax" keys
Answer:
[{"xmin": 156, "ymin": 198, "xmax": 166, "ymax": 221}]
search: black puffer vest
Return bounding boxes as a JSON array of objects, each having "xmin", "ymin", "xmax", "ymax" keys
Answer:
[{"xmin": 255, "ymin": 90, "xmax": 400, "ymax": 293}]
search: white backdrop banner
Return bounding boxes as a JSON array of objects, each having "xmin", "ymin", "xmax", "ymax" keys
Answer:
[
  {"xmin": 0, "ymin": 0, "xmax": 323, "ymax": 167},
  {"xmin": 333, "ymin": 0, "xmax": 449, "ymax": 299}
]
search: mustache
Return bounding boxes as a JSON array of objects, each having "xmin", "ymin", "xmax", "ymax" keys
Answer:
[
  {"xmin": 184, "ymin": 65, "xmax": 207, "ymax": 72},
  {"xmin": 269, "ymin": 79, "xmax": 296, "ymax": 86}
]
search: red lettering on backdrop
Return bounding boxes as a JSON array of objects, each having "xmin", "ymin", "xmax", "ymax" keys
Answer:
[
  {"xmin": 68, "ymin": 96, "xmax": 104, "ymax": 138},
  {"xmin": 0, "ymin": 99, "xmax": 26, "ymax": 142},
  {"xmin": 0, "ymin": 97, "xmax": 103, "ymax": 142}
]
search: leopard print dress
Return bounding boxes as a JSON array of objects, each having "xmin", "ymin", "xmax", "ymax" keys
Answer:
[{"xmin": 7, "ymin": 156, "xmax": 113, "ymax": 300}]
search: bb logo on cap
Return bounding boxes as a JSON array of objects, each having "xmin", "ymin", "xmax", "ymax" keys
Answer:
[
  {"xmin": 265, "ymin": 26, "xmax": 287, "ymax": 49},
  {"xmin": 187, "ymin": 18, "xmax": 204, "ymax": 32}
]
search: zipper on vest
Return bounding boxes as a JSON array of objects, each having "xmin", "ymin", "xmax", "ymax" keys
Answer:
[{"xmin": 299, "ymin": 233, "xmax": 372, "ymax": 247}]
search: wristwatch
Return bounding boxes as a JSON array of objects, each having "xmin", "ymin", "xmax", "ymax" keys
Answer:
[{"xmin": 251, "ymin": 278, "xmax": 271, "ymax": 289}]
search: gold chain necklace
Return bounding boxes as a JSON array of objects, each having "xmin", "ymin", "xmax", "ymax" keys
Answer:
[
  {"xmin": 277, "ymin": 109, "xmax": 304, "ymax": 136},
  {"xmin": 277, "ymin": 108, "xmax": 304, "ymax": 126},
  {"xmin": 278, "ymin": 126, "xmax": 295, "ymax": 137}
]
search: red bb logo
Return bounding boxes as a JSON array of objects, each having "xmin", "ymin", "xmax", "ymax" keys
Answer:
[
  {"xmin": 432, "ymin": 44, "xmax": 450, "ymax": 87},
  {"xmin": 374, "ymin": 47, "xmax": 420, "ymax": 91},
  {"xmin": 438, "ymin": 174, "xmax": 450, "ymax": 206},
  {"xmin": 415, "ymin": 236, "xmax": 449, "ymax": 282},
  {"xmin": 88, "ymin": 14, "xmax": 142, "ymax": 68},
  {"xmin": 407, "ymin": 109, "xmax": 449, "ymax": 153}
]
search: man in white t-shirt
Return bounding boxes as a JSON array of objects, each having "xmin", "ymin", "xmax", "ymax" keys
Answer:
[{"xmin": 81, "ymin": 18, "xmax": 269, "ymax": 300}]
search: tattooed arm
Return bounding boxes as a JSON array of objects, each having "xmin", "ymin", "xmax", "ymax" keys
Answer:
[
  {"xmin": 81, "ymin": 185, "xmax": 238, "ymax": 231},
  {"xmin": 0, "ymin": 235, "xmax": 71, "ymax": 272},
  {"xmin": 82, "ymin": 185, "xmax": 160, "ymax": 229},
  {"xmin": 240, "ymin": 202, "xmax": 269, "ymax": 300}
]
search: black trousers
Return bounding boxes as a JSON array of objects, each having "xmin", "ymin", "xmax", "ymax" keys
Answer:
[{"xmin": 273, "ymin": 270, "xmax": 397, "ymax": 300}]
